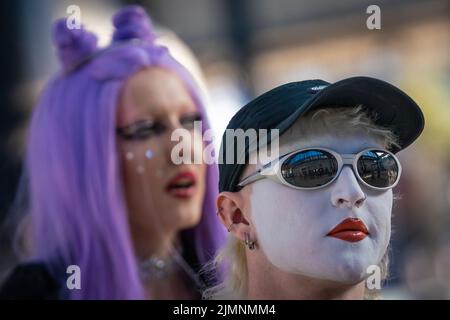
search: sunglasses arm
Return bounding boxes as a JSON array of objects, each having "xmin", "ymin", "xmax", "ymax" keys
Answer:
[
  {"xmin": 237, "ymin": 163, "xmax": 279, "ymax": 188},
  {"xmin": 237, "ymin": 171, "xmax": 264, "ymax": 188}
]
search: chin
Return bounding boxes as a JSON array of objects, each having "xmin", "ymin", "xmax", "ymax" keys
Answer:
[
  {"xmin": 176, "ymin": 207, "xmax": 203, "ymax": 230},
  {"xmin": 334, "ymin": 272, "xmax": 366, "ymax": 285},
  {"xmin": 330, "ymin": 261, "xmax": 370, "ymax": 284}
]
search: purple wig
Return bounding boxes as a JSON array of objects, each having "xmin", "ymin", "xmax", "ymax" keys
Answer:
[{"xmin": 25, "ymin": 5, "xmax": 225, "ymax": 299}]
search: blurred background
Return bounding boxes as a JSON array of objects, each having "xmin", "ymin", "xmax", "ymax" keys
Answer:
[{"xmin": 0, "ymin": 0, "xmax": 449, "ymax": 299}]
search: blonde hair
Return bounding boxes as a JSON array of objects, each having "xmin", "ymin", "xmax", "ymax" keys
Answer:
[
  {"xmin": 203, "ymin": 106, "xmax": 400, "ymax": 300},
  {"xmin": 283, "ymin": 105, "xmax": 400, "ymax": 150}
]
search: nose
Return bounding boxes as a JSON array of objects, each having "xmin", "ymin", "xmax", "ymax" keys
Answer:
[{"xmin": 330, "ymin": 166, "xmax": 366, "ymax": 209}]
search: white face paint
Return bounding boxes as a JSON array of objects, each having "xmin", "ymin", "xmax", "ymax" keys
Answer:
[{"xmin": 248, "ymin": 133, "xmax": 393, "ymax": 284}]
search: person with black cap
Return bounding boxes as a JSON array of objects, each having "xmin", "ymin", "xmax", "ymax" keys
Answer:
[{"xmin": 204, "ymin": 76, "xmax": 424, "ymax": 299}]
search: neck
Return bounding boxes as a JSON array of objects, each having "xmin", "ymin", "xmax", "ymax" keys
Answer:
[
  {"xmin": 131, "ymin": 225, "xmax": 177, "ymax": 261},
  {"xmin": 246, "ymin": 251, "xmax": 366, "ymax": 300}
]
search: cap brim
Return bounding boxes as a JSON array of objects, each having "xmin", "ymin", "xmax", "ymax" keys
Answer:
[{"xmin": 274, "ymin": 76, "xmax": 424, "ymax": 153}]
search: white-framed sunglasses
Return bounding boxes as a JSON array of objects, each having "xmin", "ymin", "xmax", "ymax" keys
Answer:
[{"xmin": 238, "ymin": 147, "xmax": 402, "ymax": 191}]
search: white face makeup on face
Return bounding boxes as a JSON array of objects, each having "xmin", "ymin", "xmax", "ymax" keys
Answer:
[{"xmin": 248, "ymin": 133, "xmax": 393, "ymax": 284}]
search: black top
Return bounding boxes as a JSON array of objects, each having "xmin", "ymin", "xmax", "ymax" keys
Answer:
[
  {"xmin": 0, "ymin": 236, "xmax": 208, "ymax": 300},
  {"xmin": 0, "ymin": 262, "xmax": 61, "ymax": 300},
  {"xmin": 0, "ymin": 258, "xmax": 205, "ymax": 300}
]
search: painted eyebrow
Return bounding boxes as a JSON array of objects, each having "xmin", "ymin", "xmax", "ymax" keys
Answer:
[
  {"xmin": 117, "ymin": 118, "xmax": 155, "ymax": 130},
  {"xmin": 119, "ymin": 110, "xmax": 201, "ymax": 129}
]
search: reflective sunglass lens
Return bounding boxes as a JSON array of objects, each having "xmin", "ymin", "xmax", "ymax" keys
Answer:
[
  {"xmin": 281, "ymin": 150, "xmax": 338, "ymax": 188},
  {"xmin": 357, "ymin": 150, "xmax": 399, "ymax": 188}
]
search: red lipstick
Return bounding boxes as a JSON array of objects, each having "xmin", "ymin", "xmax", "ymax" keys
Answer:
[
  {"xmin": 165, "ymin": 171, "xmax": 197, "ymax": 199},
  {"xmin": 327, "ymin": 218, "xmax": 369, "ymax": 242}
]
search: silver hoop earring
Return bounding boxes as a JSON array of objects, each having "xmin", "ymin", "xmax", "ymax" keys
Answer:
[
  {"xmin": 244, "ymin": 233, "xmax": 256, "ymax": 250},
  {"xmin": 227, "ymin": 223, "xmax": 234, "ymax": 232}
]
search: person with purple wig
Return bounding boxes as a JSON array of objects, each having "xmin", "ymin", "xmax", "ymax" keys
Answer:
[{"xmin": 0, "ymin": 5, "xmax": 226, "ymax": 299}]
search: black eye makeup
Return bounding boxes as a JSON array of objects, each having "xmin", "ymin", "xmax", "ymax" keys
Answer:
[
  {"xmin": 180, "ymin": 112, "xmax": 202, "ymax": 130},
  {"xmin": 116, "ymin": 119, "xmax": 166, "ymax": 141},
  {"xmin": 116, "ymin": 112, "xmax": 203, "ymax": 141}
]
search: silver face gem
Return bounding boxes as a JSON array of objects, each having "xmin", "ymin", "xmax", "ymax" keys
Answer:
[
  {"xmin": 145, "ymin": 149, "xmax": 154, "ymax": 159},
  {"xmin": 136, "ymin": 165, "xmax": 145, "ymax": 174}
]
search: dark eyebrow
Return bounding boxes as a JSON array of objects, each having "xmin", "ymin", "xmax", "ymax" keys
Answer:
[{"xmin": 116, "ymin": 119, "xmax": 155, "ymax": 136}]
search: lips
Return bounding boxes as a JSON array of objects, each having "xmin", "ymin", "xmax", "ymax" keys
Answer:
[
  {"xmin": 327, "ymin": 218, "xmax": 369, "ymax": 243},
  {"xmin": 165, "ymin": 171, "xmax": 197, "ymax": 199}
]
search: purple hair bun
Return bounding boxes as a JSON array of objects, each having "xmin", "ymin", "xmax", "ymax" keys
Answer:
[
  {"xmin": 52, "ymin": 18, "xmax": 98, "ymax": 70},
  {"xmin": 112, "ymin": 5, "xmax": 156, "ymax": 43}
]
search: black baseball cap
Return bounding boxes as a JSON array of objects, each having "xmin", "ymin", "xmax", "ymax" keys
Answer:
[{"xmin": 218, "ymin": 76, "xmax": 425, "ymax": 192}]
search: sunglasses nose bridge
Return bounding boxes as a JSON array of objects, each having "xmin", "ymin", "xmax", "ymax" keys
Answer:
[
  {"xmin": 341, "ymin": 157, "xmax": 354, "ymax": 165},
  {"xmin": 331, "ymin": 166, "xmax": 366, "ymax": 208}
]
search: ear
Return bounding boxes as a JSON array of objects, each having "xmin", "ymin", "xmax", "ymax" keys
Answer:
[{"xmin": 217, "ymin": 191, "xmax": 255, "ymax": 243}]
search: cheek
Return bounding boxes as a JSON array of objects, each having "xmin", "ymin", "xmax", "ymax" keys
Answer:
[
  {"xmin": 191, "ymin": 129, "xmax": 204, "ymax": 161},
  {"xmin": 250, "ymin": 182, "xmax": 294, "ymax": 226},
  {"xmin": 118, "ymin": 141, "xmax": 166, "ymax": 198},
  {"xmin": 189, "ymin": 131, "xmax": 207, "ymax": 191},
  {"xmin": 249, "ymin": 181, "xmax": 320, "ymax": 270},
  {"xmin": 366, "ymin": 190, "xmax": 393, "ymax": 255},
  {"xmin": 250, "ymin": 181, "xmax": 328, "ymax": 241},
  {"xmin": 197, "ymin": 163, "xmax": 207, "ymax": 190}
]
